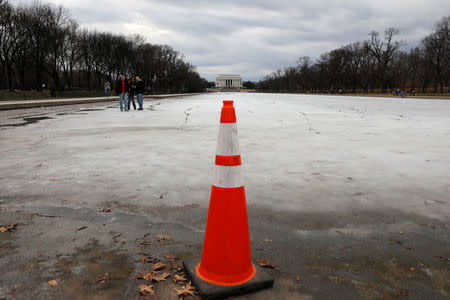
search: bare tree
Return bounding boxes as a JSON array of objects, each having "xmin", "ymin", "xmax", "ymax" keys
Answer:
[{"xmin": 1, "ymin": 1, "xmax": 207, "ymax": 93}]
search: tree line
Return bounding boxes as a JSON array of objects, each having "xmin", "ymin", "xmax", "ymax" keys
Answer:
[
  {"xmin": 257, "ymin": 17, "xmax": 450, "ymax": 94},
  {"xmin": 0, "ymin": 0, "xmax": 208, "ymax": 94}
]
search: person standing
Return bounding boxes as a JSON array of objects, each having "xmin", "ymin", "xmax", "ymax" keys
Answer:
[
  {"xmin": 104, "ymin": 80, "xmax": 111, "ymax": 99},
  {"xmin": 135, "ymin": 76, "xmax": 144, "ymax": 110},
  {"xmin": 127, "ymin": 79, "xmax": 136, "ymax": 111},
  {"xmin": 115, "ymin": 75, "xmax": 129, "ymax": 111}
]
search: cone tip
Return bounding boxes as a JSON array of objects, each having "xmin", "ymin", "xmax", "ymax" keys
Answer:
[{"xmin": 220, "ymin": 100, "xmax": 236, "ymax": 123}]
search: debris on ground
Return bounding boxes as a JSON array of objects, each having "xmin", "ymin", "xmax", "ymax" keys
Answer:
[
  {"xmin": 164, "ymin": 254, "xmax": 178, "ymax": 260},
  {"xmin": 255, "ymin": 258, "xmax": 279, "ymax": 269},
  {"xmin": 97, "ymin": 272, "xmax": 110, "ymax": 283},
  {"xmin": 434, "ymin": 256, "xmax": 449, "ymax": 261},
  {"xmin": 136, "ymin": 270, "xmax": 170, "ymax": 282},
  {"xmin": 141, "ymin": 256, "xmax": 158, "ymax": 263},
  {"xmin": 0, "ymin": 224, "xmax": 17, "ymax": 232},
  {"xmin": 174, "ymin": 274, "xmax": 188, "ymax": 283},
  {"xmin": 48, "ymin": 280, "xmax": 59, "ymax": 287},
  {"xmin": 139, "ymin": 284, "xmax": 155, "ymax": 295},
  {"xmin": 152, "ymin": 262, "xmax": 169, "ymax": 271},
  {"xmin": 155, "ymin": 233, "xmax": 171, "ymax": 241},
  {"xmin": 174, "ymin": 281, "xmax": 198, "ymax": 297}
]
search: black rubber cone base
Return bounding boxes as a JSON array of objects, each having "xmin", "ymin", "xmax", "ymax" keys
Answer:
[{"xmin": 183, "ymin": 258, "xmax": 274, "ymax": 300}]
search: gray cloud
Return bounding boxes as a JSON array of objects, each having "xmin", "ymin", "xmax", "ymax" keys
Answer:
[{"xmin": 14, "ymin": 0, "xmax": 450, "ymax": 81}]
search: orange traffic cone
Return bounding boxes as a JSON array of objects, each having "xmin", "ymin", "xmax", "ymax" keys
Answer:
[{"xmin": 183, "ymin": 100, "xmax": 274, "ymax": 299}]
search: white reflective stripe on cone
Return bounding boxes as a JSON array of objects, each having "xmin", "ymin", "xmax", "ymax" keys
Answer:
[
  {"xmin": 216, "ymin": 123, "xmax": 240, "ymax": 156},
  {"xmin": 213, "ymin": 165, "xmax": 244, "ymax": 188}
]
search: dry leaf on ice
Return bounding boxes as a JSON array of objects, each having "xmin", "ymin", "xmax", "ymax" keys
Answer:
[
  {"xmin": 136, "ymin": 270, "xmax": 154, "ymax": 282},
  {"xmin": 164, "ymin": 254, "xmax": 178, "ymax": 260},
  {"xmin": 139, "ymin": 284, "xmax": 155, "ymax": 295},
  {"xmin": 136, "ymin": 270, "xmax": 170, "ymax": 282},
  {"xmin": 141, "ymin": 256, "xmax": 158, "ymax": 263},
  {"xmin": 155, "ymin": 233, "xmax": 171, "ymax": 240},
  {"xmin": 174, "ymin": 274, "xmax": 188, "ymax": 283},
  {"xmin": 153, "ymin": 272, "xmax": 170, "ymax": 282},
  {"xmin": 97, "ymin": 272, "xmax": 110, "ymax": 283},
  {"xmin": 174, "ymin": 281, "xmax": 198, "ymax": 297},
  {"xmin": 48, "ymin": 280, "xmax": 59, "ymax": 287},
  {"xmin": 255, "ymin": 258, "xmax": 279, "ymax": 269},
  {"xmin": 152, "ymin": 262, "xmax": 169, "ymax": 271},
  {"xmin": 0, "ymin": 224, "xmax": 17, "ymax": 232}
]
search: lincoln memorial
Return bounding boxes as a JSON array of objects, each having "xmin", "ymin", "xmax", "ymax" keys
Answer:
[{"xmin": 216, "ymin": 74, "xmax": 243, "ymax": 90}]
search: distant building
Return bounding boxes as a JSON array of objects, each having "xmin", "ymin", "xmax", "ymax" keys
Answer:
[{"xmin": 216, "ymin": 74, "xmax": 243, "ymax": 90}]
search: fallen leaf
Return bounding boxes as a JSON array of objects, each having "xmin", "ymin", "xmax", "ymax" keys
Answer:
[
  {"xmin": 139, "ymin": 284, "xmax": 155, "ymax": 295},
  {"xmin": 295, "ymin": 275, "xmax": 300, "ymax": 281},
  {"xmin": 347, "ymin": 177, "xmax": 353, "ymax": 180},
  {"xmin": 160, "ymin": 194, "xmax": 163, "ymax": 199},
  {"xmin": 152, "ymin": 262, "xmax": 169, "ymax": 271},
  {"xmin": 409, "ymin": 267, "xmax": 415, "ymax": 271},
  {"xmin": 164, "ymin": 254, "xmax": 178, "ymax": 260},
  {"xmin": 76, "ymin": 226, "xmax": 87, "ymax": 231},
  {"xmin": 155, "ymin": 233, "xmax": 171, "ymax": 240},
  {"xmin": 174, "ymin": 274, "xmax": 188, "ymax": 283},
  {"xmin": 141, "ymin": 256, "xmax": 158, "ymax": 263},
  {"xmin": 97, "ymin": 272, "xmax": 110, "ymax": 283},
  {"xmin": 136, "ymin": 270, "xmax": 169, "ymax": 282},
  {"xmin": 397, "ymin": 289, "xmax": 408, "ymax": 296},
  {"xmin": 35, "ymin": 164, "xmax": 42, "ymax": 167},
  {"xmin": 48, "ymin": 280, "xmax": 59, "ymax": 287},
  {"xmin": 153, "ymin": 272, "xmax": 170, "ymax": 282},
  {"xmin": 434, "ymin": 256, "xmax": 449, "ymax": 261},
  {"xmin": 174, "ymin": 281, "xmax": 198, "ymax": 297},
  {"xmin": 0, "ymin": 224, "xmax": 17, "ymax": 233},
  {"xmin": 102, "ymin": 208, "xmax": 112, "ymax": 213},
  {"xmin": 136, "ymin": 270, "xmax": 154, "ymax": 281},
  {"xmin": 255, "ymin": 258, "xmax": 279, "ymax": 269}
]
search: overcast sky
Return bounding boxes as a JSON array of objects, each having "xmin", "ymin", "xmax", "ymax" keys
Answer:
[{"xmin": 14, "ymin": 0, "xmax": 450, "ymax": 81}]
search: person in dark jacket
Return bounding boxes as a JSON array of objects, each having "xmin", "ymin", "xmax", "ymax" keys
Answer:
[
  {"xmin": 135, "ymin": 76, "xmax": 145, "ymax": 110},
  {"xmin": 127, "ymin": 79, "xmax": 136, "ymax": 111},
  {"xmin": 115, "ymin": 75, "xmax": 129, "ymax": 111}
]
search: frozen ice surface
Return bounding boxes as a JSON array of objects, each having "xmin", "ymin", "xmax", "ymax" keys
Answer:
[{"xmin": 0, "ymin": 93, "xmax": 449, "ymax": 220}]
